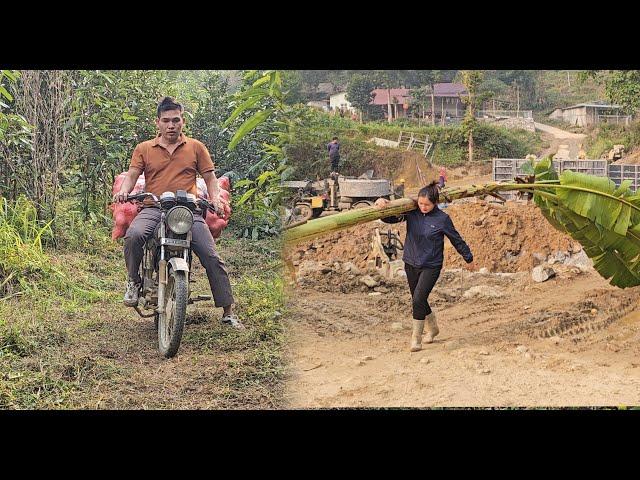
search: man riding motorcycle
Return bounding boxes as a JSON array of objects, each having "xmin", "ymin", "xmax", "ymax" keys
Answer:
[{"xmin": 112, "ymin": 96, "xmax": 244, "ymax": 329}]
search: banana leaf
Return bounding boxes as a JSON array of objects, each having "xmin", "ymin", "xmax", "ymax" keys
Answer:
[{"xmin": 528, "ymin": 157, "xmax": 640, "ymax": 288}]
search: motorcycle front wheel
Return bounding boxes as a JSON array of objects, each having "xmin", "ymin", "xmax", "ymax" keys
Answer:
[{"xmin": 158, "ymin": 269, "xmax": 187, "ymax": 358}]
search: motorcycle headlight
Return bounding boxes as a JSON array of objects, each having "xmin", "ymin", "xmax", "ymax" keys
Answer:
[{"xmin": 166, "ymin": 206, "xmax": 194, "ymax": 234}]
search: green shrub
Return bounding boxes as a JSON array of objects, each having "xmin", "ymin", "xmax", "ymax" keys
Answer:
[
  {"xmin": 585, "ymin": 122, "xmax": 640, "ymax": 159},
  {"xmin": 0, "ymin": 196, "xmax": 100, "ymax": 301},
  {"xmin": 52, "ymin": 196, "xmax": 113, "ymax": 254}
]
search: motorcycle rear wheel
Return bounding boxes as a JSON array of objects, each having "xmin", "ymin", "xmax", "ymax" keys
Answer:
[{"xmin": 158, "ymin": 269, "xmax": 187, "ymax": 358}]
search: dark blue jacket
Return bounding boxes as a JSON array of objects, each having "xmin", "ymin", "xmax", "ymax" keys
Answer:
[
  {"xmin": 383, "ymin": 206, "xmax": 473, "ymax": 269},
  {"xmin": 327, "ymin": 142, "xmax": 340, "ymax": 158}
]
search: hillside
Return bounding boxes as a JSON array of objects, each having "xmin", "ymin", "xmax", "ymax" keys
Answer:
[{"xmin": 286, "ymin": 111, "xmax": 542, "ymax": 182}]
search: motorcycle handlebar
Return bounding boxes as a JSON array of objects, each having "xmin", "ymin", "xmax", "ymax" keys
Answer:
[
  {"xmin": 126, "ymin": 192, "xmax": 158, "ymax": 203},
  {"xmin": 197, "ymin": 197, "xmax": 225, "ymax": 219},
  {"xmin": 120, "ymin": 193, "xmax": 225, "ymax": 219}
]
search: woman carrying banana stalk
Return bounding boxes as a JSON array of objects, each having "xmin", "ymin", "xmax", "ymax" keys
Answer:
[{"xmin": 375, "ymin": 181, "xmax": 475, "ymax": 352}]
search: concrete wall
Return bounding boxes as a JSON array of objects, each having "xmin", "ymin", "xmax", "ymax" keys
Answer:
[
  {"xmin": 549, "ymin": 108, "xmax": 563, "ymax": 120},
  {"xmin": 551, "ymin": 106, "xmax": 628, "ymax": 127},
  {"xmin": 561, "ymin": 107, "xmax": 589, "ymax": 127}
]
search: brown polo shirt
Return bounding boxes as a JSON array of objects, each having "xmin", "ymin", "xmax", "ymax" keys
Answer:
[{"xmin": 129, "ymin": 133, "xmax": 215, "ymax": 197}]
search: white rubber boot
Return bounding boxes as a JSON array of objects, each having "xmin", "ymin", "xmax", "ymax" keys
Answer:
[
  {"xmin": 424, "ymin": 312, "xmax": 439, "ymax": 343},
  {"xmin": 410, "ymin": 319, "xmax": 425, "ymax": 352}
]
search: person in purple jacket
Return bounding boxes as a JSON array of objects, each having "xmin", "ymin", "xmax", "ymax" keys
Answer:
[
  {"xmin": 375, "ymin": 181, "xmax": 474, "ymax": 352},
  {"xmin": 327, "ymin": 136, "xmax": 340, "ymax": 174}
]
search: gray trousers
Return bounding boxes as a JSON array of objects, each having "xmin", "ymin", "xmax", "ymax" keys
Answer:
[{"xmin": 123, "ymin": 207, "xmax": 234, "ymax": 308}]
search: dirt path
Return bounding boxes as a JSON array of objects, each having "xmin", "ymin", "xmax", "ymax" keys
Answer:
[
  {"xmin": 534, "ymin": 122, "xmax": 587, "ymax": 160},
  {"xmin": 0, "ymin": 239, "xmax": 284, "ymax": 409},
  {"xmin": 284, "ymin": 269, "xmax": 640, "ymax": 407}
]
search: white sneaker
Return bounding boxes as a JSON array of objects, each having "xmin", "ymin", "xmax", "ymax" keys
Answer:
[
  {"xmin": 123, "ymin": 280, "xmax": 139, "ymax": 307},
  {"xmin": 221, "ymin": 314, "xmax": 246, "ymax": 330}
]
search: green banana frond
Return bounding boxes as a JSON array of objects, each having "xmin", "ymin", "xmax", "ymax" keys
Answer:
[{"xmin": 526, "ymin": 157, "xmax": 640, "ymax": 288}]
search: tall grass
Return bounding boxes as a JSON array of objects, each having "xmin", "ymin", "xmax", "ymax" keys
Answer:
[
  {"xmin": 0, "ymin": 196, "xmax": 101, "ymax": 301},
  {"xmin": 0, "ymin": 196, "xmax": 56, "ymax": 299}
]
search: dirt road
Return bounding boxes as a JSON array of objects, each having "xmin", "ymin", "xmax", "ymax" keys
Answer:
[
  {"xmin": 534, "ymin": 122, "xmax": 587, "ymax": 160},
  {"xmin": 284, "ymin": 269, "xmax": 640, "ymax": 407}
]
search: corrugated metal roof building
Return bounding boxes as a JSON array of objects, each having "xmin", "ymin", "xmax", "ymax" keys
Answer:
[
  {"xmin": 549, "ymin": 101, "xmax": 631, "ymax": 127},
  {"xmin": 433, "ymin": 83, "xmax": 467, "ymax": 97}
]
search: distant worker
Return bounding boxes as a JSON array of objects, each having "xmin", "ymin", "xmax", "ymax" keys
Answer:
[
  {"xmin": 578, "ymin": 144, "xmax": 586, "ymax": 160},
  {"xmin": 327, "ymin": 136, "xmax": 341, "ymax": 174},
  {"xmin": 438, "ymin": 167, "xmax": 447, "ymax": 189},
  {"xmin": 375, "ymin": 182, "xmax": 474, "ymax": 352}
]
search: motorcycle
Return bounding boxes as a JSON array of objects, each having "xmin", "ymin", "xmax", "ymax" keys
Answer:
[{"xmin": 125, "ymin": 190, "xmax": 224, "ymax": 358}]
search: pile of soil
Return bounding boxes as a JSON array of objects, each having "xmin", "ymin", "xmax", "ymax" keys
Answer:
[
  {"xmin": 393, "ymin": 152, "xmax": 439, "ymax": 189},
  {"xmin": 442, "ymin": 201, "xmax": 580, "ymax": 272},
  {"xmin": 285, "ymin": 200, "xmax": 581, "ymax": 274},
  {"xmin": 293, "ymin": 259, "xmax": 405, "ymax": 294}
]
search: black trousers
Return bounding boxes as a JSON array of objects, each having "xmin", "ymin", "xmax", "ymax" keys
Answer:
[
  {"xmin": 330, "ymin": 155, "xmax": 340, "ymax": 171},
  {"xmin": 124, "ymin": 207, "xmax": 234, "ymax": 308},
  {"xmin": 404, "ymin": 263, "xmax": 441, "ymax": 320}
]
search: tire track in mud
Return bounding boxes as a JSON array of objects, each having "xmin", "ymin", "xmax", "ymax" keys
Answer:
[
  {"xmin": 436, "ymin": 284, "xmax": 640, "ymax": 349},
  {"xmin": 525, "ymin": 291, "xmax": 640, "ymax": 343}
]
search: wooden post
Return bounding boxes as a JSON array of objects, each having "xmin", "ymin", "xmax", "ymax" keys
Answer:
[{"xmin": 431, "ymin": 90, "xmax": 436, "ymax": 125}]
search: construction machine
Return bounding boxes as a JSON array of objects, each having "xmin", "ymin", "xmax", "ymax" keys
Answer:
[
  {"xmin": 283, "ymin": 171, "xmax": 404, "ymax": 225},
  {"xmin": 367, "ymin": 227, "xmax": 405, "ymax": 279}
]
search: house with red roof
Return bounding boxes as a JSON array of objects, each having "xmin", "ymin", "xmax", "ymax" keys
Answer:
[
  {"xmin": 368, "ymin": 83, "xmax": 468, "ymax": 122},
  {"xmin": 370, "ymin": 88, "xmax": 412, "ymax": 120}
]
